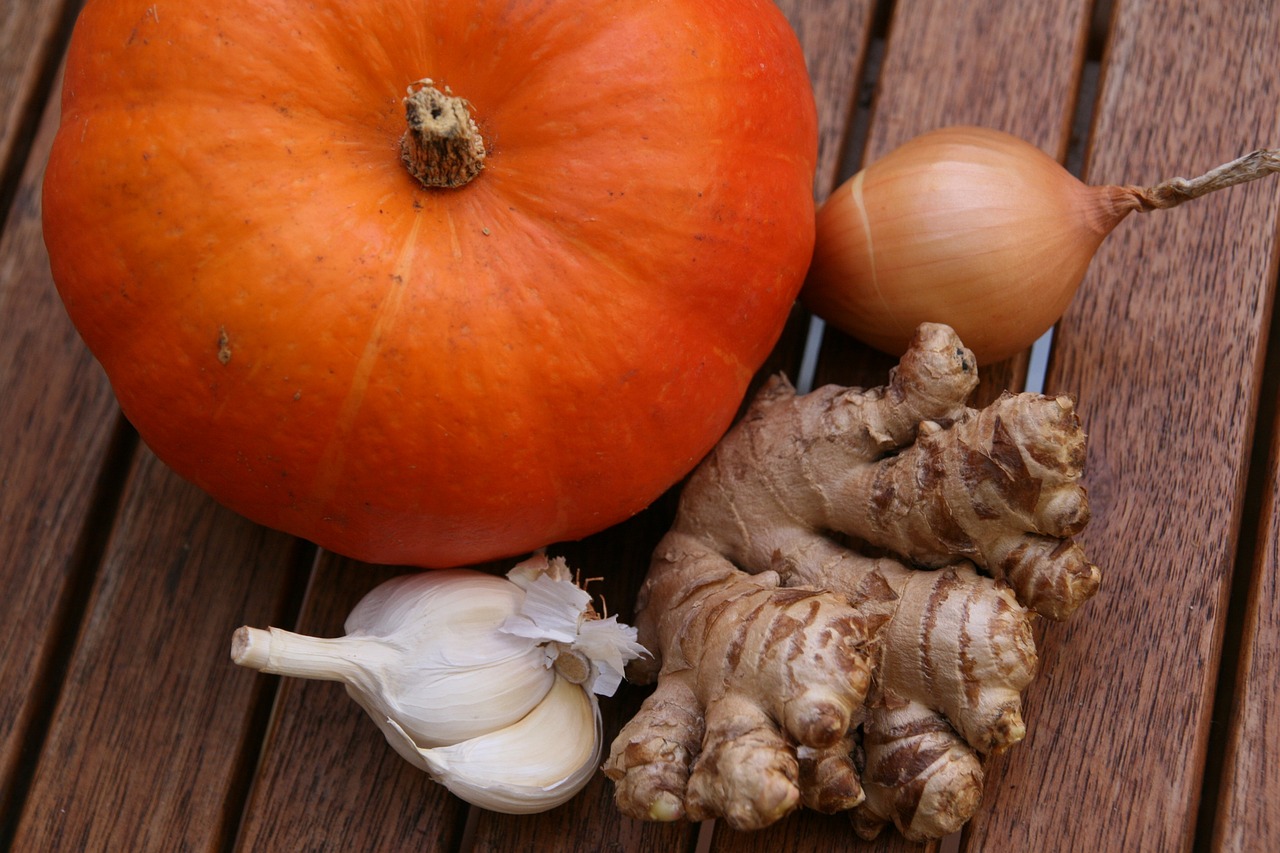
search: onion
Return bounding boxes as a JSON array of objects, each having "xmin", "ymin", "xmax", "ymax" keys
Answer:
[{"xmin": 803, "ymin": 126, "xmax": 1280, "ymax": 364}]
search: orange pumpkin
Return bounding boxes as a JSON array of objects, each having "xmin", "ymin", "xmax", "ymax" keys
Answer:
[{"xmin": 42, "ymin": 0, "xmax": 818, "ymax": 567}]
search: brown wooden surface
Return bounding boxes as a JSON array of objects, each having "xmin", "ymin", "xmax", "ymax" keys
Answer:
[
  {"xmin": 0, "ymin": 0, "xmax": 67, "ymax": 199},
  {"xmin": 2, "ymin": 1, "xmax": 1278, "ymax": 852},
  {"xmin": 1213, "ymin": 374, "xmax": 1280, "ymax": 852},
  {"xmin": 968, "ymin": 1, "xmax": 1280, "ymax": 850}
]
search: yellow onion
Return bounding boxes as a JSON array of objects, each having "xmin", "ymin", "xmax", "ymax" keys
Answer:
[{"xmin": 803, "ymin": 126, "xmax": 1280, "ymax": 364}]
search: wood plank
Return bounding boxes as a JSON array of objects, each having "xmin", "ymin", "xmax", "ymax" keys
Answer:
[
  {"xmin": 0, "ymin": 0, "xmax": 70, "ymax": 203},
  {"xmin": 864, "ymin": 0, "xmax": 1091, "ymax": 159},
  {"xmin": 786, "ymin": 0, "xmax": 881, "ymax": 201},
  {"xmin": 1212, "ymin": 395, "xmax": 1280, "ymax": 850},
  {"xmin": 749, "ymin": 0, "xmax": 884, "ymax": 397},
  {"xmin": 965, "ymin": 0, "xmax": 1280, "ymax": 849},
  {"xmin": 8, "ymin": 3, "xmax": 1272, "ymax": 852},
  {"xmin": 9, "ymin": 447, "xmax": 305, "ymax": 852},
  {"xmin": 812, "ymin": 0, "xmax": 1096, "ymax": 398},
  {"xmin": 0, "ymin": 64, "xmax": 125, "ymax": 834}
]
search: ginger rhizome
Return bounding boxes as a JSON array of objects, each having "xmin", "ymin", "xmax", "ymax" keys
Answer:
[{"xmin": 603, "ymin": 323, "xmax": 1100, "ymax": 840}]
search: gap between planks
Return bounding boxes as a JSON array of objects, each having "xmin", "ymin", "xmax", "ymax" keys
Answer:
[
  {"xmin": 0, "ymin": 415, "xmax": 137, "ymax": 850},
  {"xmin": 1193, "ymin": 245, "xmax": 1280, "ymax": 850},
  {"xmin": 0, "ymin": 0, "xmax": 81, "ymax": 239}
]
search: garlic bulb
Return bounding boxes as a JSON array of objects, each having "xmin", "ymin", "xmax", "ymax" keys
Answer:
[{"xmin": 231, "ymin": 554, "xmax": 647, "ymax": 813}]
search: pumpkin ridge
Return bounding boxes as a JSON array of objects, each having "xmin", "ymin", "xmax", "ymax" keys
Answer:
[{"xmin": 309, "ymin": 214, "xmax": 426, "ymax": 506}]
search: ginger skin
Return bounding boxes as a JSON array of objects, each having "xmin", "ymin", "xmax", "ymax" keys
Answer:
[{"xmin": 604, "ymin": 323, "xmax": 1099, "ymax": 840}]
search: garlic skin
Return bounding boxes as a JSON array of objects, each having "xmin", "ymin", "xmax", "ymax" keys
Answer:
[
  {"xmin": 387, "ymin": 675, "xmax": 602, "ymax": 813},
  {"xmin": 231, "ymin": 554, "xmax": 647, "ymax": 813},
  {"xmin": 342, "ymin": 570, "xmax": 557, "ymax": 746},
  {"xmin": 234, "ymin": 571, "xmax": 555, "ymax": 746}
]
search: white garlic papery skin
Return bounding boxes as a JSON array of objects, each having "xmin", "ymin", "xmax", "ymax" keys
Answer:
[
  {"xmin": 389, "ymin": 673, "xmax": 602, "ymax": 814},
  {"xmin": 231, "ymin": 554, "xmax": 647, "ymax": 814},
  {"xmin": 343, "ymin": 570, "xmax": 557, "ymax": 746}
]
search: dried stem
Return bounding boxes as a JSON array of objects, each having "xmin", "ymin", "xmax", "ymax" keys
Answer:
[
  {"xmin": 1129, "ymin": 147, "xmax": 1280, "ymax": 210},
  {"xmin": 400, "ymin": 79, "xmax": 486, "ymax": 189}
]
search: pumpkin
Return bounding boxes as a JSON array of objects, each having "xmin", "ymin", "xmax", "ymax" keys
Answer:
[{"xmin": 42, "ymin": 0, "xmax": 818, "ymax": 567}]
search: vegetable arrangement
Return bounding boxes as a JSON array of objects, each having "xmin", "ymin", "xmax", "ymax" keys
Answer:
[
  {"xmin": 234, "ymin": 321, "xmax": 1095, "ymax": 833},
  {"xmin": 40, "ymin": 0, "xmax": 1279, "ymax": 843},
  {"xmin": 41, "ymin": 0, "xmax": 818, "ymax": 568},
  {"xmin": 805, "ymin": 126, "xmax": 1280, "ymax": 363}
]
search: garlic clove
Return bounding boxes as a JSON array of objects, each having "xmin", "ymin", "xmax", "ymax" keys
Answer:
[{"xmin": 385, "ymin": 674, "xmax": 603, "ymax": 814}]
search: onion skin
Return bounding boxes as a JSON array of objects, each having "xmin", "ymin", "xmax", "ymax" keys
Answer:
[{"xmin": 803, "ymin": 126, "xmax": 1139, "ymax": 365}]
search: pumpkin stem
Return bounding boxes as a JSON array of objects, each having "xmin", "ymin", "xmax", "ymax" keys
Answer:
[{"xmin": 400, "ymin": 80, "xmax": 486, "ymax": 189}]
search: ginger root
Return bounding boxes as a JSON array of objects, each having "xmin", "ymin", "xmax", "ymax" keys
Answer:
[{"xmin": 604, "ymin": 323, "xmax": 1099, "ymax": 840}]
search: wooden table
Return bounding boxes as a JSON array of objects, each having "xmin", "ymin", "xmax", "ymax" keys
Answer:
[{"xmin": 3, "ymin": 1, "xmax": 1278, "ymax": 850}]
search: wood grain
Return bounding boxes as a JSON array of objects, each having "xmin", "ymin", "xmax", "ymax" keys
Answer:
[
  {"xmin": 0, "ymin": 0, "xmax": 69, "ymax": 206},
  {"xmin": 783, "ymin": 0, "xmax": 881, "ymax": 201},
  {"xmin": 866, "ymin": 0, "xmax": 1092, "ymax": 158},
  {"xmin": 750, "ymin": 0, "xmax": 882, "ymax": 394},
  {"xmin": 966, "ymin": 0, "xmax": 1280, "ymax": 849},
  {"xmin": 2, "ymin": 0, "xmax": 1278, "ymax": 851},
  {"xmin": 1212, "ymin": 402, "xmax": 1280, "ymax": 851},
  {"xmin": 9, "ymin": 447, "xmax": 304, "ymax": 852},
  {"xmin": 0, "ymin": 61, "xmax": 123, "ymax": 834}
]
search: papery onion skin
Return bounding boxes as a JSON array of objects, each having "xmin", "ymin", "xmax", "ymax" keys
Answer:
[{"xmin": 803, "ymin": 126, "xmax": 1138, "ymax": 364}]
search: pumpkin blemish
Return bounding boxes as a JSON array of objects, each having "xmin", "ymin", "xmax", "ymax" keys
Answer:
[{"xmin": 216, "ymin": 326, "xmax": 232, "ymax": 365}]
